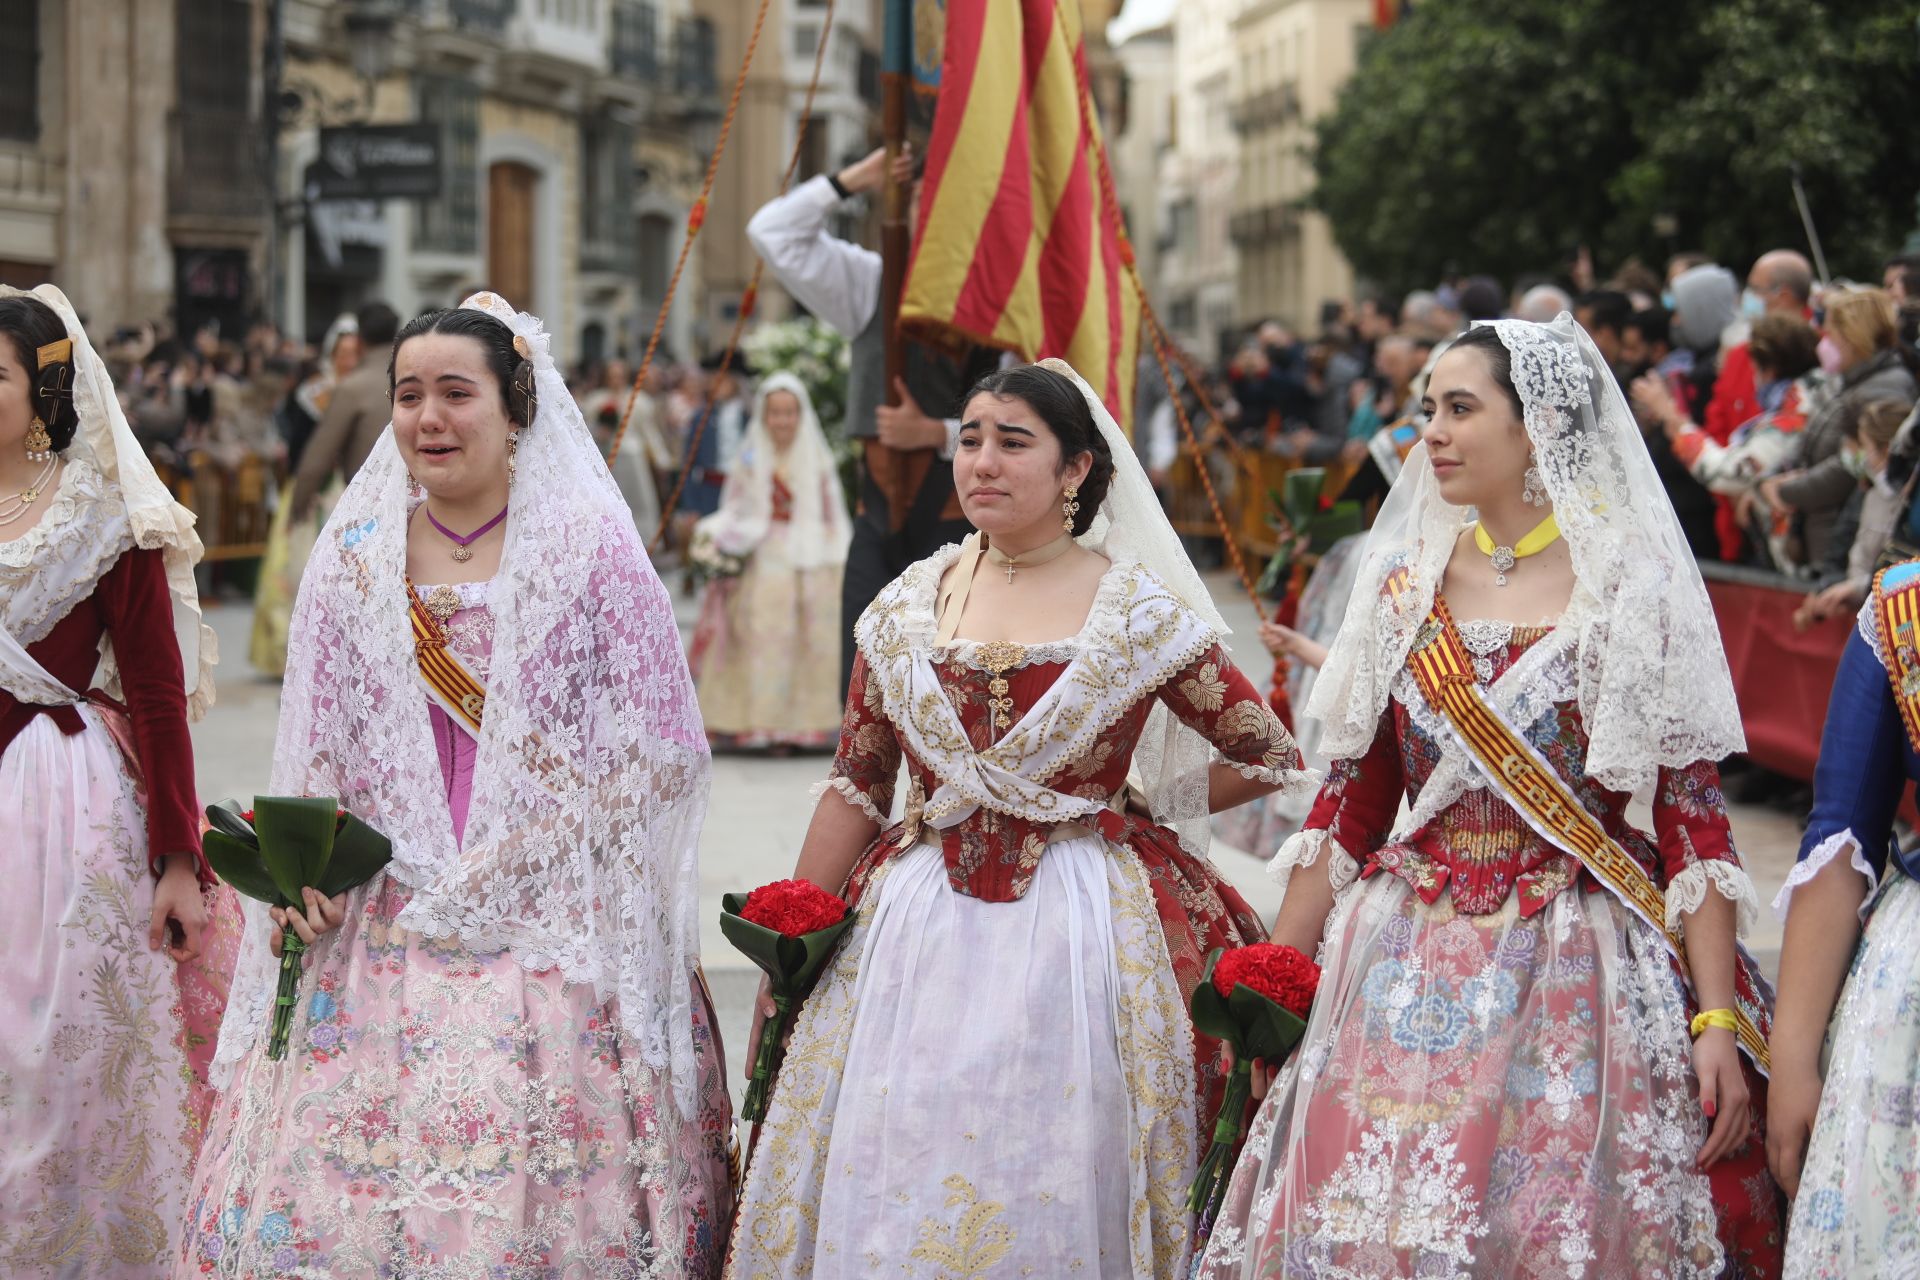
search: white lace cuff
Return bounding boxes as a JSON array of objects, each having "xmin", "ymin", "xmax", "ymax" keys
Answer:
[
  {"xmin": 810, "ymin": 775, "xmax": 886, "ymax": 824},
  {"xmin": 1769, "ymin": 828, "xmax": 1879, "ymax": 922},
  {"xmin": 1268, "ymin": 828, "xmax": 1361, "ymax": 901},
  {"xmin": 1217, "ymin": 751, "xmax": 1323, "ymax": 799},
  {"xmin": 1663, "ymin": 860, "xmax": 1760, "ymax": 937}
]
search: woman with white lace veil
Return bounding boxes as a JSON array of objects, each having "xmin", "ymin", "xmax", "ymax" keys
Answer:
[
  {"xmin": 1196, "ymin": 314, "xmax": 1784, "ymax": 1278},
  {"xmin": 0, "ymin": 285, "xmax": 230, "ymax": 1276},
  {"xmin": 688, "ymin": 370, "xmax": 850, "ymax": 749},
  {"xmin": 726, "ymin": 361, "xmax": 1316, "ymax": 1278},
  {"xmin": 180, "ymin": 294, "xmax": 733, "ymax": 1277}
]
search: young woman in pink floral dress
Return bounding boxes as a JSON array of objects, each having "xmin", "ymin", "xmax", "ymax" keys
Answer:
[{"xmin": 180, "ymin": 294, "xmax": 733, "ymax": 1278}]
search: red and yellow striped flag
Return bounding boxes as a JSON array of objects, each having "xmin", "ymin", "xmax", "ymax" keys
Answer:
[{"xmin": 901, "ymin": 0, "xmax": 1140, "ymax": 432}]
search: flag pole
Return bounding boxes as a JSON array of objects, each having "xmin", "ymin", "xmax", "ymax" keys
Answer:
[{"xmin": 876, "ymin": 0, "xmax": 915, "ymax": 531}]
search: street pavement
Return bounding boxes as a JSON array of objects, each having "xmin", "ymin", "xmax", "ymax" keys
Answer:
[{"xmin": 191, "ymin": 569, "xmax": 1804, "ymax": 1102}]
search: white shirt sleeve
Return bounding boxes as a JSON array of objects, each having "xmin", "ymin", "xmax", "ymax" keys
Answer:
[{"xmin": 745, "ymin": 175, "xmax": 881, "ymax": 339}]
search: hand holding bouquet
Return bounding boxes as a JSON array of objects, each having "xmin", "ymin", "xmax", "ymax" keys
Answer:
[
  {"xmin": 202, "ymin": 797, "xmax": 392, "ymax": 1059},
  {"xmin": 721, "ymin": 879, "xmax": 854, "ymax": 1122},
  {"xmin": 1188, "ymin": 942, "xmax": 1321, "ymax": 1225}
]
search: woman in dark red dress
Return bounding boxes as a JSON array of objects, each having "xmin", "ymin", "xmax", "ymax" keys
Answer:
[{"xmin": 0, "ymin": 286, "xmax": 225, "ymax": 1275}]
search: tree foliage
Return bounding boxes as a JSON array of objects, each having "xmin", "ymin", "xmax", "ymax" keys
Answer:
[{"xmin": 1312, "ymin": 0, "xmax": 1920, "ymax": 292}]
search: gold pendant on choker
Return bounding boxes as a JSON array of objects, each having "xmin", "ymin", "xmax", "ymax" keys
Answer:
[{"xmin": 451, "ymin": 545, "xmax": 473, "ymax": 562}]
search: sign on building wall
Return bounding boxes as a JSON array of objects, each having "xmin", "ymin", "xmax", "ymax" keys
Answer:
[{"xmin": 310, "ymin": 125, "xmax": 443, "ymax": 201}]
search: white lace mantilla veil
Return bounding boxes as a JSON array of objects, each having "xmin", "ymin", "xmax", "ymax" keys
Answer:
[
  {"xmin": 696, "ymin": 370, "xmax": 850, "ymax": 568},
  {"xmin": 1042, "ymin": 357, "xmax": 1237, "ymax": 858},
  {"xmin": 213, "ymin": 292, "xmax": 713, "ymax": 1115},
  {"xmin": 0, "ymin": 284, "xmax": 215, "ymax": 715},
  {"xmin": 1307, "ymin": 312, "xmax": 1744, "ymax": 794}
]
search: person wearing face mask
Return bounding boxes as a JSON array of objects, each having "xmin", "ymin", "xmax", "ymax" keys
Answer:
[
  {"xmin": 1636, "ymin": 315, "xmax": 1820, "ymax": 570},
  {"xmin": 1795, "ymin": 400, "xmax": 1919, "ymax": 627},
  {"xmin": 687, "ymin": 373, "xmax": 851, "ymax": 752},
  {"xmin": 1759, "ymin": 288, "xmax": 1916, "ymax": 572},
  {"xmin": 1706, "ymin": 251, "xmax": 1817, "ymax": 446}
]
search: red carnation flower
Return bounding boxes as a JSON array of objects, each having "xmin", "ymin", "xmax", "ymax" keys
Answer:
[
  {"xmin": 739, "ymin": 878, "xmax": 849, "ymax": 937},
  {"xmin": 1212, "ymin": 942, "xmax": 1320, "ymax": 1017}
]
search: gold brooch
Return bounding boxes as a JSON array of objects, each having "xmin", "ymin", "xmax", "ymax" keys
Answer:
[
  {"xmin": 425, "ymin": 584, "xmax": 462, "ymax": 624},
  {"xmin": 974, "ymin": 640, "xmax": 1028, "ymax": 733}
]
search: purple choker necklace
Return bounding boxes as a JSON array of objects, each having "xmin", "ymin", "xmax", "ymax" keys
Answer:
[{"xmin": 425, "ymin": 503, "xmax": 509, "ymax": 562}]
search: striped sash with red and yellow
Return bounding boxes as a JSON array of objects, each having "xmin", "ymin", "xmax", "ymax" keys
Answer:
[
  {"xmin": 1398, "ymin": 573, "xmax": 1771, "ymax": 1072},
  {"xmin": 1871, "ymin": 561, "xmax": 1920, "ymax": 756},
  {"xmin": 407, "ymin": 583, "xmax": 486, "ymax": 736}
]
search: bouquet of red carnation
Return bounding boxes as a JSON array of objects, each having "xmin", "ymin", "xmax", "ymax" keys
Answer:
[
  {"xmin": 720, "ymin": 879, "xmax": 855, "ymax": 1122},
  {"xmin": 203, "ymin": 797, "xmax": 392, "ymax": 1060},
  {"xmin": 1187, "ymin": 942, "xmax": 1321, "ymax": 1225}
]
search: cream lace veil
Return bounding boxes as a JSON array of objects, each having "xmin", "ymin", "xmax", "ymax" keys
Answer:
[
  {"xmin": 0, "ymin": 284, "xmax": 216, "ymax": 715},
  {"xmin": 214, "ymin": 292, "xmax": 712, "ymax": 1113},
  {"xmin": 1045, "ymin": 358, "xmax": 1233, "ymax": 856},
  {"xmin": 1308, "ymin": 312, "xmax": 1744, "ymax": 792}
]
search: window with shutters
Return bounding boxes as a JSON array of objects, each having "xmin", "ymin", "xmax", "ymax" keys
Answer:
[
  {"xmin": 580, "ymin": 118, "xmax": 636, "ymax": 274},
  {"xmin": 415, "ymin": 76, "xmax": 480, "ymax": 253}
]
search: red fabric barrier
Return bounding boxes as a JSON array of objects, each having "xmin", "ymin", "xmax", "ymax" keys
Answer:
[{"xmin": 1705, "ymin": 575, "xmax": 1851, "ymax": 781}]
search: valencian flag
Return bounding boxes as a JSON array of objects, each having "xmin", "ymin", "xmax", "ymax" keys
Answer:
[{"xmin": 900, "ymin": 0, "xmax": 1140, "ymax": 431}]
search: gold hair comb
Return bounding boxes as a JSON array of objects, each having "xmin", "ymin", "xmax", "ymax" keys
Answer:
[
  {"xmin": 512, "ymin": 335, "xmax": 531, "ymax": 359},
  {"xmin": 36, "ymin": 337, "xmax": 72, "ymax": 369}
]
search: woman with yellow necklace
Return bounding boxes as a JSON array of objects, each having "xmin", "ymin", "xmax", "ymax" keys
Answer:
[{"xmin": 1196, "ymin": 316, "xmax": 1784, "ymax": 1277}]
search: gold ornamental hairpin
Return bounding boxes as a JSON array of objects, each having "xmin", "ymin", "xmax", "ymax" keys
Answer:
[
  {"xmin": 36, "ymin": 337, "xmax": 72, "ymax": 369},
  {"xmin": 512, "ymin": 335, "xmax": 531, "ymax": 359}
]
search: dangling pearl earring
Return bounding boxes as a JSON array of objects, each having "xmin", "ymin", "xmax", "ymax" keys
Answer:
[
  {"xmin": 24, "ymin": 416, "xmax": 53, "ymax": 462},
  {"xmin": 1061, "ymin": 485, "xmax": 1080, "ymax": 535}
]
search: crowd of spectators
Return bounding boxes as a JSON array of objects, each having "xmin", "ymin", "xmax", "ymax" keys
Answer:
[{"xmin": 1137, "ymin": 245, "xmax": 1920, "ymax": 629}]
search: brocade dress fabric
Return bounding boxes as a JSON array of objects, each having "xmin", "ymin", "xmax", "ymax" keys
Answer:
[
  {"xmin": 1196, "ymin": 614, "xmax": 1782, "ymax": 1280},
  {"xmin": 726, "ymin": 550, "xmax": 1311, "ymax": 1279}
]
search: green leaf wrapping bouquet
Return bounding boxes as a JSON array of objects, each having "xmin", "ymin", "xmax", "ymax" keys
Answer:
[
  {"xmin": 202, "ymin": 797, "xmax": 393, "ymax": 1059},
  {"xmin": 1188, "ymin": 942, "xmax": 1321, "ymax": 1229},
  {"xmin": 721, "ymin": 880, "xmax": 855, "ymax": 1122}
]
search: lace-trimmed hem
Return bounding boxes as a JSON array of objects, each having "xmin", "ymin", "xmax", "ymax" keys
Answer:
[
  {"xmin": 1663, "ymin": 860, "xmax": 1760, "ymax": 937},
  {"xmin": 1268, "ymin": 827, "xmax": 1361, "ymax": 900},
  {"xmin": 1770, "ymin": 828, "xmax": 1879, "ymax": 923},
  {"xmin": 812, "ymin": 775, "xmax": 886, "ymax": 825}
]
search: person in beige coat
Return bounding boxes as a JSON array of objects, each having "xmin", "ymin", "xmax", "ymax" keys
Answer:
[{"xmin": 288, "ymin": 302, "xmax": 398, "ymax": 520}]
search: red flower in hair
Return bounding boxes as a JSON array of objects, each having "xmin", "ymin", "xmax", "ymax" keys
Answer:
[
  {"xmin": 1212, "ymin": 942, "xmax": 1319, "ymax": 1017},
  {"xmin": 739, "ymin": 878, "xmax": 849, "ymax": 937}
]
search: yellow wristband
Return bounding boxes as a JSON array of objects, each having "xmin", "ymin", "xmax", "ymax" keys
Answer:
[{"xmin": 1689, "ymin": 1007, "xmax": 1738, "ymax": 1039}]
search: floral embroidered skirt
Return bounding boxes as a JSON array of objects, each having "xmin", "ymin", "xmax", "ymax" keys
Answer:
[
  {"xmin": 1196, "ymin": 874, "xmax": 1733, "ymax": 1280},
  {"xmin": 726, "ymin": 837, "xmax": 1199, "ymax": 1279},
  {"xmin": 1785, "ymin": 871, "xmax": 1920, "ymax": 1277},
  {"xmin": 0, "ymin": 712, "xmax": 237, "ymax": 1277},
  {"xmin": 177, "ymin": 875, "xmax": 735, "ymax": 1279}
]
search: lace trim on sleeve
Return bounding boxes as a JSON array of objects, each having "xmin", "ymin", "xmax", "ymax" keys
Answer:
[
  {"xmin": 1267, "ymin": 827, "xmax": 1361, "ymax": 901},
  {"xmin": 811, "ymin": 775, "xmax": 886, "ymax": 825},
  {"xmin": 1770, "ymin": 827, "xmax": 1879, "ymax": 922},
  {"xmin": 1664, "ymin": 859, "xmax": 1760, "ymax": 937},
  {"xmin": 1217, "ymin": 750, "xmax": 1322, "ymax": 797},
  {"xmin": 1858, "ymin": 596, "xmax": 1888, "ymax": 669}
]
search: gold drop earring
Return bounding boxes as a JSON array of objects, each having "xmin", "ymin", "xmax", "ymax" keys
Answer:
[
  {"xmin": 506, "ymin": 429, "xmax": 520, "ymax": 481},
  {"xmin": 23, "ymin": 416, "xmax": 52, "ymax": 462},
  {"xmin": 1061, "ymin": 485, "xmax": 1079, "ymax": 535}
]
